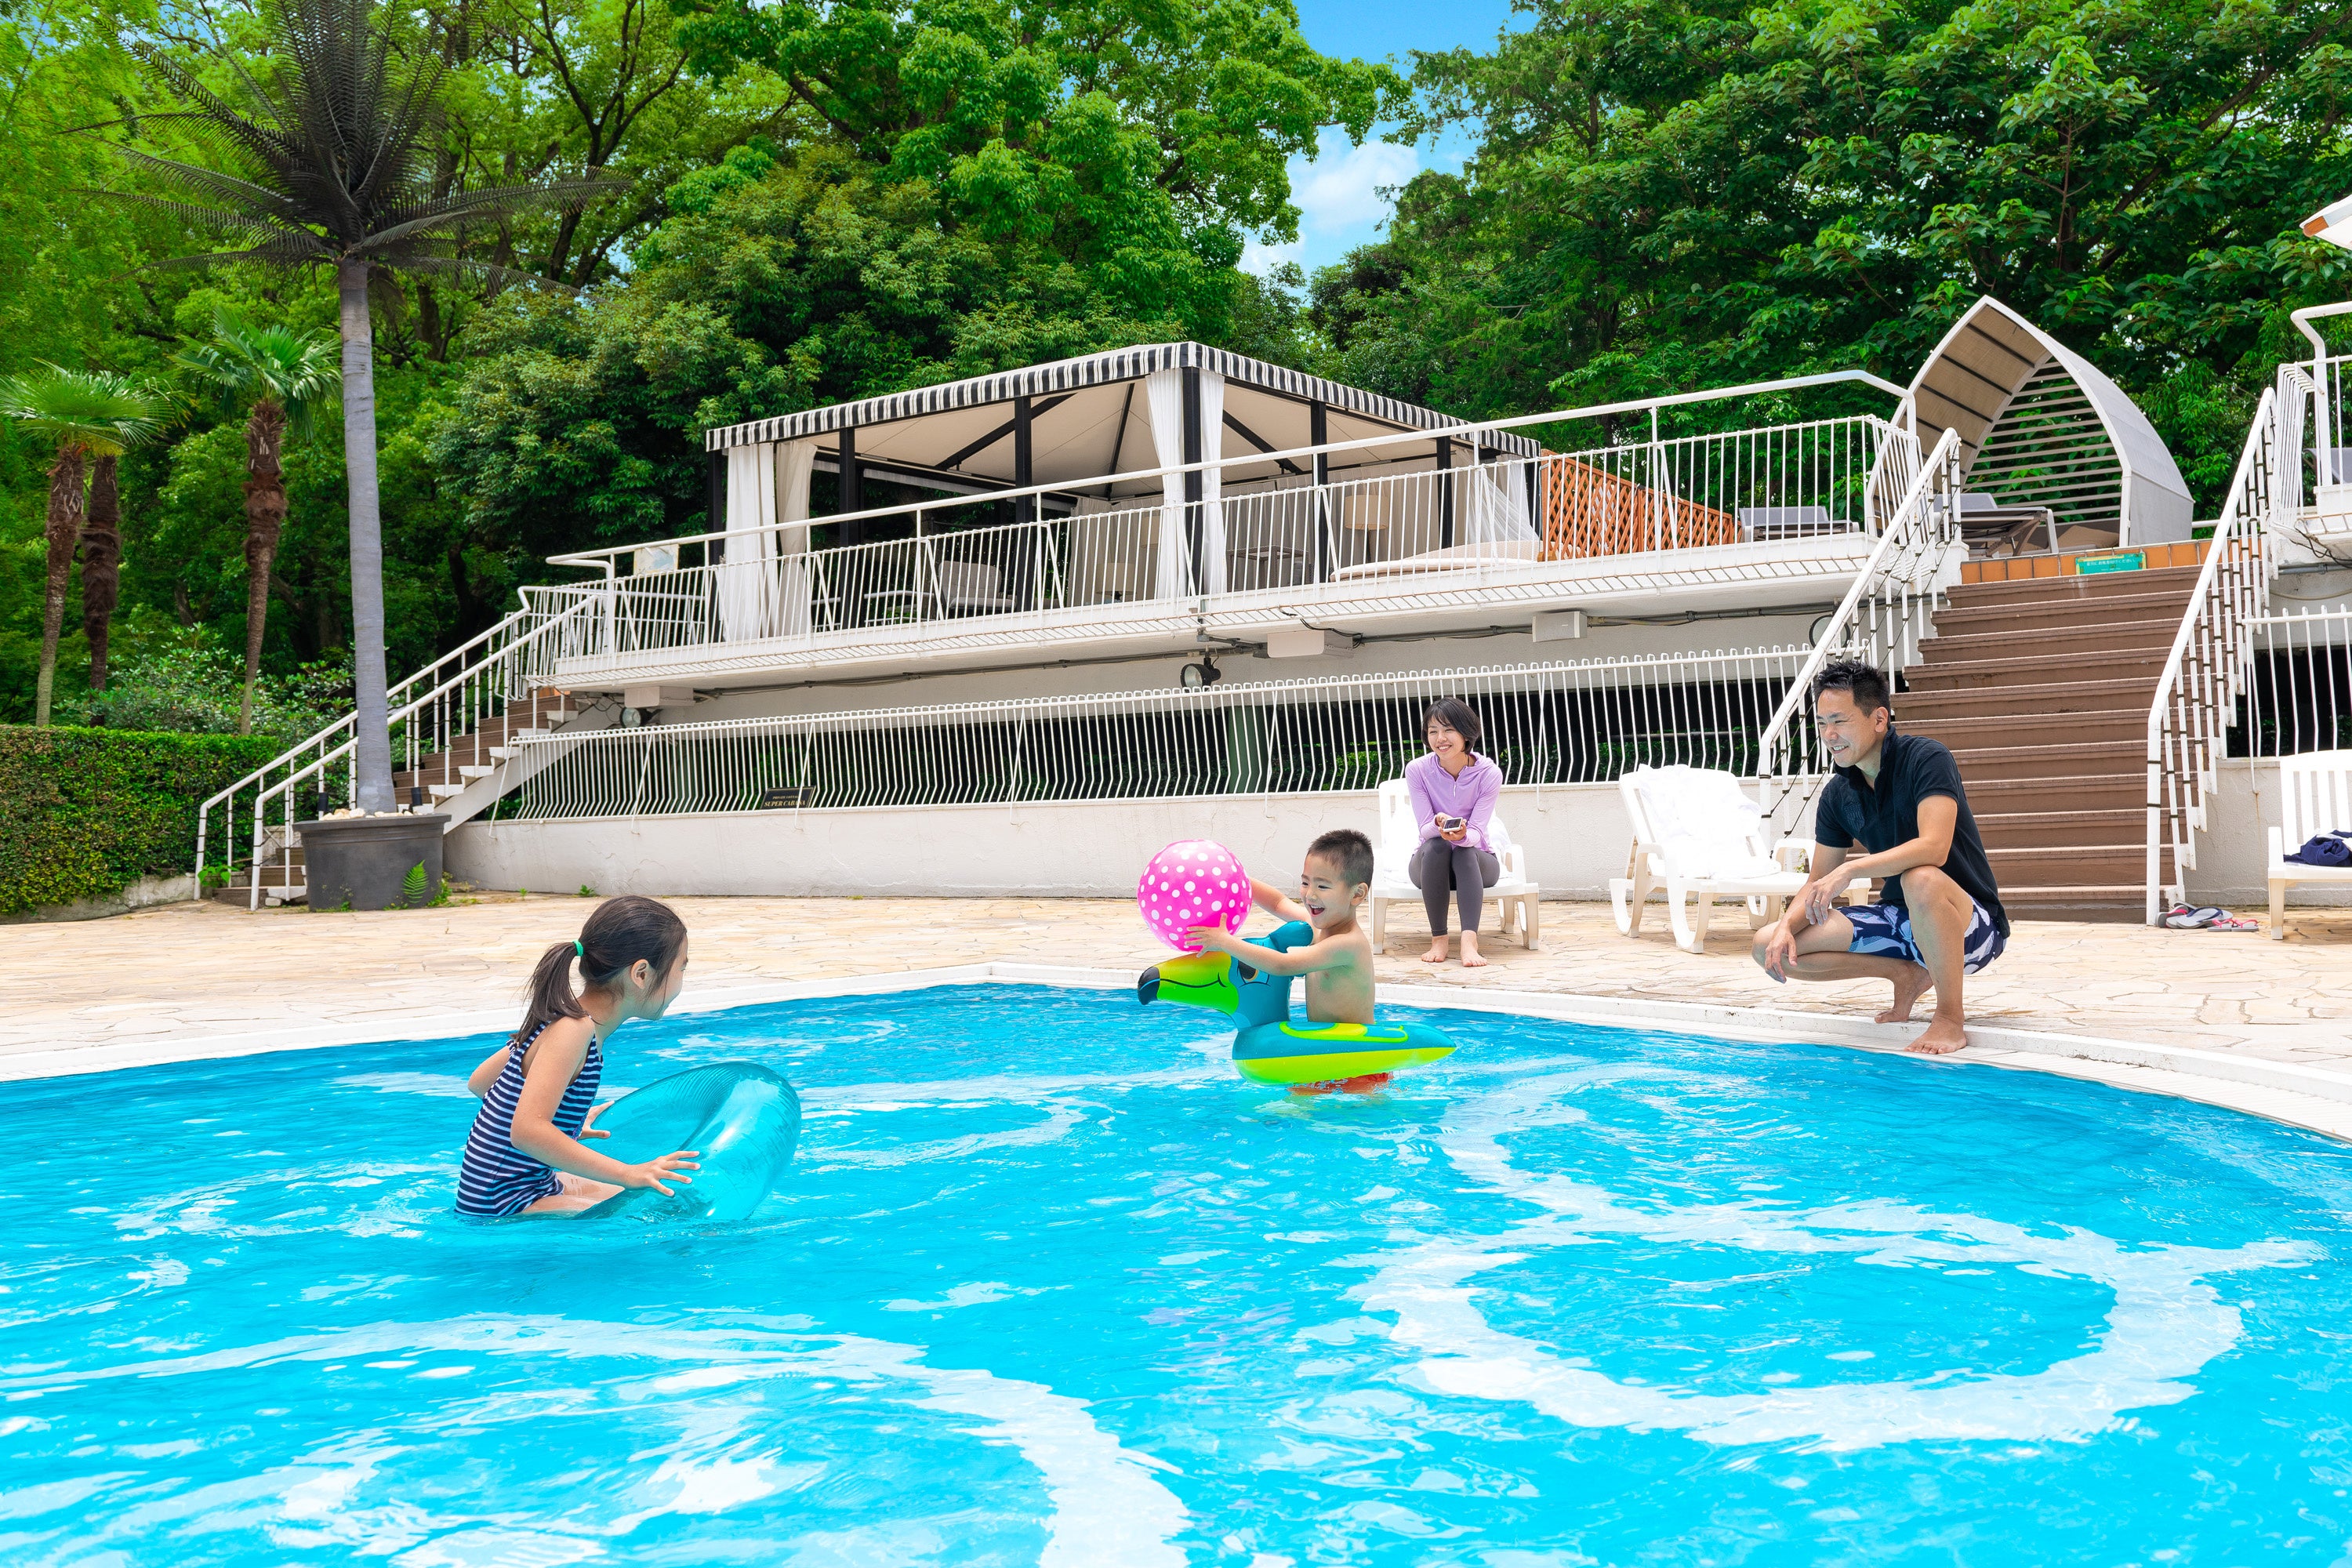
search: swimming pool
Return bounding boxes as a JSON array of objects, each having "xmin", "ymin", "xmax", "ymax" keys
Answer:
[{"xmin": 5, "ymin": 981, "xmax": 2351, "ymax": 1563}]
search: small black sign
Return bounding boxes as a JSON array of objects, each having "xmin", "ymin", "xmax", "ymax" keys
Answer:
[{"xmin": 758, "ymin": 786, "xmax": 810, "ymax": 809}]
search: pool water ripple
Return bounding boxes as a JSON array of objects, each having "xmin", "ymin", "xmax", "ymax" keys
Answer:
[{"xmin": 2, "ymin": 982, "xmax": 2350, "ymax": 1563}]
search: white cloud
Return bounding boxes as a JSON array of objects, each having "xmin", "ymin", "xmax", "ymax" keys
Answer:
[
  {"xmin": 1241, "ymin": 236, "xmax": 1305, "ymax": 278},
  {"xmin": 1292, "ymin": 132, "xmax": 1421, "ymax": 234}
]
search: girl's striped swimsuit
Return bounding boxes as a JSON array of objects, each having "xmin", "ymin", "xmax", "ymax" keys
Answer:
[{"xmin": 456, "ymin": 1022, "xmax": 604, "ymax": 1217}]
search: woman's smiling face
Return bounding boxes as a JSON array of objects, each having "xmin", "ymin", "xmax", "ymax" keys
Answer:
[{"xmin": 1425, "ymin": 718, "xmax": 1466, "ymax": 763}]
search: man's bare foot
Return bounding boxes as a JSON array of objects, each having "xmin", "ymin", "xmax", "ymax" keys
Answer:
[
  {"xmin": 1907, "ymin": 1014, "xmax": 1968, "ymax": 1054},
  {"xmin": 1874, "ymin": 964, "xmax": 1932, "ymax": 1024},
  {"xmin": 1420, "ymin": 939, "xmax": 1450, "ymax": 964},
  {"xmin": 1461, "ymin": 933, "xmax": 1488, "ymax": 969}
]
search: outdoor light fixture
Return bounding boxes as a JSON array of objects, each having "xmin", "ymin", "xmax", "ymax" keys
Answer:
[
  {"xmin": 1180, "ymin": 656, "xmax": 1223, "ymax": 689},
  {"xmin": 2303, "ymin": 194, "xmax": 2352, "ymax": 251}
]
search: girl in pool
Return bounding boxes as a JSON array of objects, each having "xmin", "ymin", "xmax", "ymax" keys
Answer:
[{"xmin": 456, "ymin": 895, "xmax": 702, "ymax": 1217}]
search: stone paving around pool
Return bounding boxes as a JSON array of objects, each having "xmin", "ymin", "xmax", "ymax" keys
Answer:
[{"xmin": 9, "ymin": 894, "xmax": 2350, "ymax": 1076}]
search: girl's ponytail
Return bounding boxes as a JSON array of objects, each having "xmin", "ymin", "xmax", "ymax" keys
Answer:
[{"xmin": 512, "ymin": 895, "xmax": 688, "ymax": 1045}]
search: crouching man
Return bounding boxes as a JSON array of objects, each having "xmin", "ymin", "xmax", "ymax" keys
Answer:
[{"xmin": 1754, "ymin": 659, "xmax": 2010, "ymax": 1054}]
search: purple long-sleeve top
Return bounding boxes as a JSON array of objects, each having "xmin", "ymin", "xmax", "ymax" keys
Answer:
[{"xmin": 1406, "ymin": 752, "xmax": 1501, "ymax": 851}]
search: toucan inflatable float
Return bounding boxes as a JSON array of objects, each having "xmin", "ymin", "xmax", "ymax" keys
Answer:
[{"xmin": 1138, "ymin": 920, "xmax": 1457, "ymax": 1089}]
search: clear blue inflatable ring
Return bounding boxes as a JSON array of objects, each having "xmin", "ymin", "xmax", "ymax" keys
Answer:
[{"xmin": 579, "ymin": 1062, "xmax": 801, "ymax": 1222}]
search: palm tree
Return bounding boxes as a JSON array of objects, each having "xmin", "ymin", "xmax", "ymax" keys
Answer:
[
  {"xmin": 0, "ymin": 367, "xmax": 165, "ymax": 724},
  {"xmin": 176, "ymin": 314, "xmax": 341, "ymax": 735},
  {"xmin": 96, "ymin": 0, "xmax": 611, "ymax": 808}
]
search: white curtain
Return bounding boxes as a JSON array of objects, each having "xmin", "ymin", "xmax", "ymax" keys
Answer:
[
  {"xmin": 1197, "ymin": 371, "xmax": 1227, "ymax": 595},
  {"xmin": 774, "ymin": 439, "xmax": 816, "ymax": 637},
  {"xmin": 1464, "ymin": 449, "xmax": 1541, "ymax": 554},
  {"xmin": 1141, "ymin": 368, "xmax": 1230, "ymax": 598},
  {"xmin": 1145, "ymin": 369, "xmax": 1189, "ymax": 598},
  {"xmin": 720, "ymin": 442, "xmax": 778, "ymax": 642}
]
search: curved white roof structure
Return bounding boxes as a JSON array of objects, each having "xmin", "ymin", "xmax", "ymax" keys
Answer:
[{"xmin": 1908, "ymin": 296, "xmax": 2194, "ymax": 546}]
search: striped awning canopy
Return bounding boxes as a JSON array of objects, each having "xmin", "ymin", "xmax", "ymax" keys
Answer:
[
  {"xmin": 1908, "ymin": 297, "xmax": 2193, "ymax": 545},
  {"xmin": 703, "ymin": 341, "xmax": 1539, "ymax": 499}
]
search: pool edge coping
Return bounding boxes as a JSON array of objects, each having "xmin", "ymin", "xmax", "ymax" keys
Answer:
[{"xmin": 13, "ymin": 961, "xmax": 2352, "ymax": 1142}]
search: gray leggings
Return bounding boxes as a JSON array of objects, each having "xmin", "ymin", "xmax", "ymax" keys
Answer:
[{"xmin": 1410, "ymin": 836, "xmax": 1500, "ymax": 937}]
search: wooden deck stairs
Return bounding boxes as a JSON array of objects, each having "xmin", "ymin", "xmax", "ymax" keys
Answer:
[
  {"xmin": 213, "ymin": 688, "xmax": 589, "ymax": 907},
  {"xmin": 1900, "ymin": 563, "xmax": 2197, "ymax": 922}
]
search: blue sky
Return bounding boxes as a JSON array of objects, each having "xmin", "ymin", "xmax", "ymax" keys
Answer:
[{"xmin": 1247, "ymin": 0, "xmax": 1523, "ymax": 279}]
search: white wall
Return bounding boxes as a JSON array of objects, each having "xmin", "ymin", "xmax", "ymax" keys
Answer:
[
  {"xmin": 448, "ymin": 782, "xmax": 1635, "ymax": 900},
  {"xmin": 2184, "ymin": 757, "xmax": 2352, "ymax": 906}
]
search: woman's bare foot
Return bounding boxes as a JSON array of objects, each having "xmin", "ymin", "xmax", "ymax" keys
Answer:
[
  {"xmin": 1420, "ymin": 938, "xmax": 1450, "ymax": 964},
  {"xmin": 1908, "ymin": 1015, "xmax": 1968, "ymax": 1054},
  {"xmin": 1461, "ymin": 932, "xmax": 1489, "ymax": 968},
  {"xmin": 1874, "ymin": 964, "xmax": 1931, "ymax": 1024}
]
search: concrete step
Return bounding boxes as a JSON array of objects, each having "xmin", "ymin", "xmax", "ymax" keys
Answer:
[
  {"xmin": 1944, "ymin": 565, "xmax": 2200, "ymax": 608},
  {"xmin": 1904, "ymin": 650, "xmax": 2169, "ymax": 693},
  {"xmin": 1906, "ymin": 709, "xmax": 2145, "ymax": 749},
  {"xmin": 1918, "ymin": 619, "xmax": 2179, "ymax": 666},
  {"xmin": 1930, "ymin": 589, "xmax": 2194, "ymax": 637},
  {"xmin": 1898, "ymin": 680, "xmax": 2154, "ymax": 721},
  {"xmin": 212, "ymin": 881, "xmax": 307, "ymax": 908}
]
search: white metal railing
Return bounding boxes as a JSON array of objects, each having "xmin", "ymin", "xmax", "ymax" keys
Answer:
[
  {"xmin": 194, "ymin": 596, "xmax": 596, "ymax": 907},
  {"xmin": 488, "ymin": 648, "xmax": 1814, "ymax": 820},
  {"xmin": 2241, "ymin": 608, "xmax": 2352, "ymax": 757},
  {"xmin": 539, "ymin": 415, "xmax": 1895, "ymax": 666},
  {"xmin": 1752, "ymin": 426, "xmax": 1963, "ymax": 835},
  {"xmin": 2144, "ymin": 386, "xmax": 2284, "ymax": 922}
]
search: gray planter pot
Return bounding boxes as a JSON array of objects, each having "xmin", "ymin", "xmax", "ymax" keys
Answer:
[{"xmin": 296, "ymin": 813, "xmax": 449, "ymax": 911}]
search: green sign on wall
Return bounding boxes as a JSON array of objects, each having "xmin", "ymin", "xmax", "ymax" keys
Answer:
[{"xmin": 2073, "ymin": 550, "xmax": 2146, "ymax": 575}]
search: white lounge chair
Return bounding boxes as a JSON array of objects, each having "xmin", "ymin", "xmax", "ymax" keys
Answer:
[
  {"xmin": 1367, "ymin": 778, "xmax": 1541, "ymax": 952},
  {"xmin": 935, "ymin": 558, "xmax": 1016, "ymax": 614},
  {"xmin": 2267, "ymin": 750, "xmax": 2352, "ymax": 939},
  {"xmin": 1608, "ymin": 765, "xmax": 1871, "ymax": 954}
]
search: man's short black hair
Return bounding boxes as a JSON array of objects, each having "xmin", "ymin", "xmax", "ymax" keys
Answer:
[
  {"xmin": 1812, "ymin": 658, "xmax": 1892, "ymax": 717},
  {"xmin": 1308, "ymin": 828, "xmax": 1375, "ymax": 891}
]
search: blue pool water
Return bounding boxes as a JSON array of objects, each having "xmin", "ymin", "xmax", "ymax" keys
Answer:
[{"xmin": 5, "ymin": 983, "xmax": 2352, "ymax": 1565}]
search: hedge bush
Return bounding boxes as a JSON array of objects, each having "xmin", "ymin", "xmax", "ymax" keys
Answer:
[{"xmin": 0, "ymin": 727, "xmax": 286, "ymax": 915}]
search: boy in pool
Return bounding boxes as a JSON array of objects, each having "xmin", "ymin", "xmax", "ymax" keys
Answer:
[{"xmin": 1189, "ymin": 829, "xmax": 1376, "ymax": 1028}]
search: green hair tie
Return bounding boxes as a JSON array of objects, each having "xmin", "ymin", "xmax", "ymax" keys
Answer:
[{"xmin": 573, "ymin": 938, "xmax": 585, "ymax": 958}]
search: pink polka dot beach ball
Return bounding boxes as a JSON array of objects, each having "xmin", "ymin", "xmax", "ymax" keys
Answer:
[{"xmin": 1137, "ymin": 840, "xmax": 1250, "ymax": 951}]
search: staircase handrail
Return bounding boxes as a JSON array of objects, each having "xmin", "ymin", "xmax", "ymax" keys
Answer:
[
  {"xmin": 1752, "ymin": 426, "xmax": 1964, "ymax": 829},
  {"xmin": 2143, "ymin": 385, "xmax": 2281, "ymax": 924},
  {"xmin": 194, "ymin": 593, "xmax": 598, "ymax": 898}
]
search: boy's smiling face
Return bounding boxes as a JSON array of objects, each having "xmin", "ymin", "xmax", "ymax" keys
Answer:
[{"xmin": 1298, "ymin": 851, "xmax": 1364, "ymax": 931}]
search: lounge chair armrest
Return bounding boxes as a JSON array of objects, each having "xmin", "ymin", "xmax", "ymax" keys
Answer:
[
  {"xmin": 2268, "ymin": 824, "xmax": 2286, "ymax": 862},
  {"xmin": 1771, "ymin": 838, "xmax": 1811, "ymax": 872}
]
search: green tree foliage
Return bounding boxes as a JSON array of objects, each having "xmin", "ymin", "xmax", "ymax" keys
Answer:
[
  {"xmin": 0, "ymin": 0, "xmax": 1383, "ymax": 724},
  {"xmin": 175, "ymin": 313, "xmax": 341, "ymax": 733},
  {"xmin": 429, "ymin": 0, "xmax": 1397, "ymax": 555},
  {"xmin": 1339, "ymin": 0, "xmax": 2352, "ymax": 487}
]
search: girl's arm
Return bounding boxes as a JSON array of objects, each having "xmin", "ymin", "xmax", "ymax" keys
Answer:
[
  {"xmin": 466, "ymin": 1046, "xmax": 511, "ymax": 1099},
  {"xmin": 1248, "ymin": 873, "xmax": 1309, "ymax": 924},
  {"xmin": 508, "ymin": 1018, "xmax": 699, "ymax": 1192}
]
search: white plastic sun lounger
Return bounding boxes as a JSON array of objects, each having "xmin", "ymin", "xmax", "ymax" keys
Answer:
[
  {"xmin": 2267, "ymin": 750, "xmax": 2352, "ymax": 939},
  {"xmin": 1608, "ymin": 765, "xmax": 1870, "ymax": 954},
  {"xmin": 1367, "ymin": 778, "xmax": 1541, "ymax": 950}
]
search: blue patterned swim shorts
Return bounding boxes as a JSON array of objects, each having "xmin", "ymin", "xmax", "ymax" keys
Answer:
[{"xmin": 1843, "ymin": 898, "xmax": 2006, "ymax": 975}]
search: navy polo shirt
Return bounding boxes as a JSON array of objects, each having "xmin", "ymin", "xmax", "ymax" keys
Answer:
[{"xmin": 1813, "ymin": 727, "xmax": 2009, "ymax": 936}]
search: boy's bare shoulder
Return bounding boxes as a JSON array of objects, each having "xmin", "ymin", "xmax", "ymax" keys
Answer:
[{"xmin": 1322, "ymin": 925, "xmax": 1374, "ymax": 964}]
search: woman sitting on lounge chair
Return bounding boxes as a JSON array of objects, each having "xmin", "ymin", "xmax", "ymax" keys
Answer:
[{"xmin": 1406, "ymin": 698, "xmax": 1502, "ymax": 968}]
